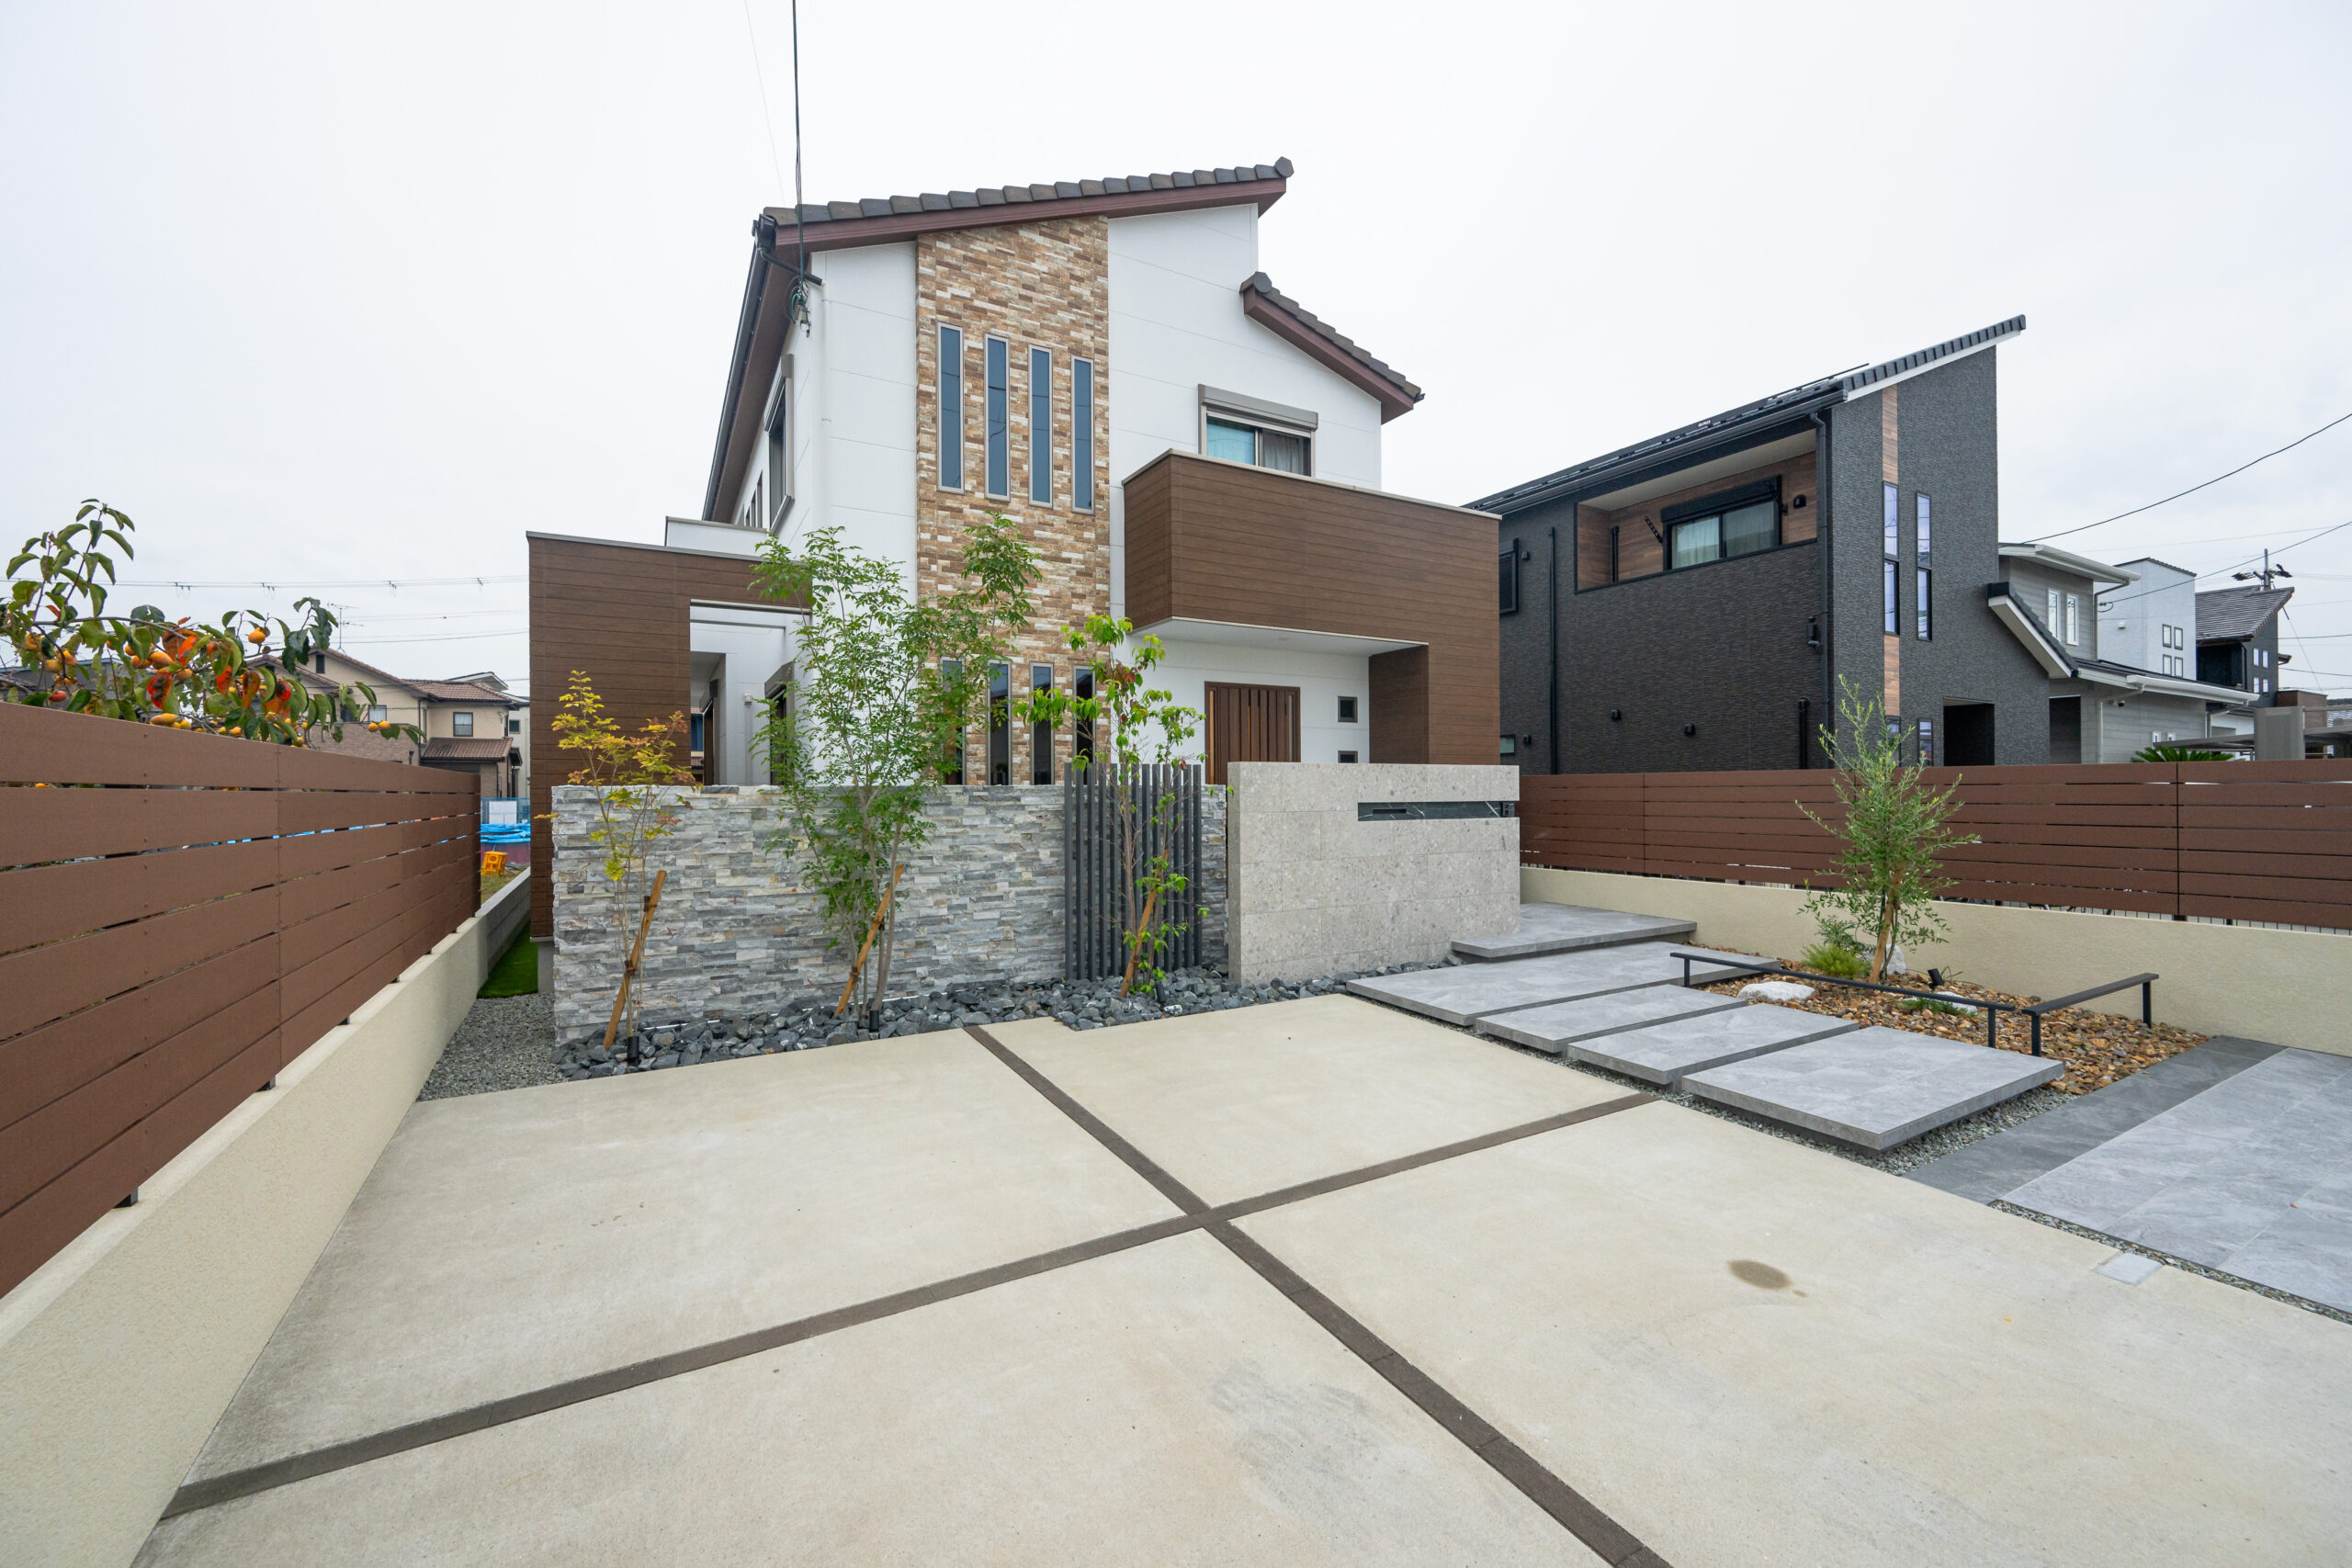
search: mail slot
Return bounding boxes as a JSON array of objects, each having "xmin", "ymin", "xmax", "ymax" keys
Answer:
[{"xmin": 1356, "ymin": 800, "xmax": 1514, "ymax": 821}]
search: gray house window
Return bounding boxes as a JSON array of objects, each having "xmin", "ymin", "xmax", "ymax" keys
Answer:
[
  {"xmin": 1915, "ymin": 494, "xmax": 1932, "ymax": 639},
  {"xmin": 984, "ymin": 338, "xmax": 1010, "ymax": 498},
  {"xmin": 1883, "ymin": 482, "xmax": 1900, "ymax": 636},
  {"xmin": 938, "ymin": 327, "xmax": 964, "ymax": 491},
  {"xmin": 1883, "ymin": 558, "xmax": 1899, "ymax": 637},
  {"xmin": 1028, "ymin": 347, "xmax": 1051, "ymax": 505},
  {"xmin": 1664, "ymin": 481, "xmax": 1777, "ymax": 570},
  {"xmin": 1072, "ymin": 359, "xmax": 1095, "ymax": 511}
]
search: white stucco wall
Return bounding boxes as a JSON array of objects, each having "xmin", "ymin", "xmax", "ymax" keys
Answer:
[
  {"xmin": 723, "ymin": 242, "xmax": 919, "ymax": 585},
  {"xmin": 689, "ymin": 605, "xmax": 792, "ymax": 785},
  {"xmin": 2100, "ymin": 559, "xmax": 2198, "ymax": 675},
  {"xmin": 1106, "ymin": 206, "xmax": 1385, "ymax": 615},
  {"xmin": 1151, "ymin": 637, "xmax": 1374, "ymax": 766}
]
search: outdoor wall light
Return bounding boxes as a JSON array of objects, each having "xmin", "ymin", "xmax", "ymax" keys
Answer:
[
  {"xmin": 1806, "ymin": 615, "xmax": 1821, "ymax": 649},
  {"xmin": 1609, "ymin": 708, "xmax": 1623, "ymax": 722},
  {"xmin": 1792, "ymin": 493, "xmax": 1808, "ymax": 508},
  {"xmin": 1683, "ymin": 723, "xmax": 1698, "ymax": 737}
]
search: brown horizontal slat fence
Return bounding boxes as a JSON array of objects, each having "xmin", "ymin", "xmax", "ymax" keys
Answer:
[
  {"xmin": 0, "ymin": 702, "xmax": 479, "ymax": 1299},
  {"xmin": 1522, "ymin": 760, "xmax": 2352, "ymax": 929}
]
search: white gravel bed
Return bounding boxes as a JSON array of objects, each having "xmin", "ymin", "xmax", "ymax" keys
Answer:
[{"xmin": 418, "ymin": 994, "xmax": 560, "ymax": 1100}]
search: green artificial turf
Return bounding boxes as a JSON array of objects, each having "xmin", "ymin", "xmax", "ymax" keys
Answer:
[{"xmin": 479, "ymin": 931, "xmax": 541, "ymax": 998}]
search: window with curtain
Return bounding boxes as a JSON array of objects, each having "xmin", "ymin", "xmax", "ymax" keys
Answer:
[
  {"xmin": 1204, "ymin": 414, "xmax": 1311, "ymax": 475},
  {"xmin": 1665, "ymin": 488, "xmax": 1777, "ymax": 570}
]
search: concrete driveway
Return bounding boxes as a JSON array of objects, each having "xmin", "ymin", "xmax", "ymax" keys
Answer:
[{"xmin": 141, "ymin": 997, "xmax": 2351, "ymax": 1566}]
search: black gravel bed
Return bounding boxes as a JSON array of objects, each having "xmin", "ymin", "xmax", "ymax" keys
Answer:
[
  {"xmin": 419, "ymin": 994, "xmax": 560, "ymax": 1100},
  {"xmin": 550, "ymin": 962, "xmax": 1453, "ymax": 1080}
]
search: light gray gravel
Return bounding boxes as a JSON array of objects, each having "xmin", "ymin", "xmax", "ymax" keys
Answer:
[{"xmin": 419, "ymin": 993, "xmax": 560, "ymax": 1100}]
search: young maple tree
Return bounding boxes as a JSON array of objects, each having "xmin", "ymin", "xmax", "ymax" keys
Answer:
[
  {"xmin": 548, "ymin": 671, "xmax": 694, "ymax": 1048},
  {"xmin": 3, "ymin": 502, "xmax": 414, "ymax": 745},
  {"xmin": 1017, "ymin": 615, "xmax": 1202, "ymax": 995},
  {"xmin": 1800, "ymin": 677, "xmax": 1980, "ymax": 983}
]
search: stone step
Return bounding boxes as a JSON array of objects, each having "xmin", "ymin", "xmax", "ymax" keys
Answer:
[
  {"xmin": 1555, "ymin": 1005, "xmax": 1859, "ymax": 1087},
  {"xmin": 1348, "ymin": 943, "xmax": 1767, "ymax": 1029},
  {"xmin": 1476, "ymin": 985, "xmax": 1743, "ymax": 1055},
  {"xmin": 1451, "ymin": 903, "xmax": 1696, "ymax": 962},
  {"xmin": 1682, "ymin": 1027, "xmax": 2064, "ymax": 1151}
]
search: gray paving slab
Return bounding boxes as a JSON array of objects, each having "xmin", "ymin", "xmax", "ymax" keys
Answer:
[
  {"xmin": 1474, "ymin": 985, "xmax": 1741, "ymax": 1054},
  {"xmin": 2003, "ymin": 1047, "xmax": 2352, "ymax": 1310},
  {"xmin": 1682, "ymin": 1027, "xmax": 2065, "ymax": 1150},
  {"xmin": 1347, "ymin": 943, "xmax": 1766, "ymax": 1028},
  {"xmin": 1906, "ymin": 1036, "xmax": 2288, "ymax": 1202},
  {"xmin": 1451, "ymin": 902, "xmax": 1695, "ymax": 961},
  {"xmin": 1562, "ymin": 1005, "xmax": 1859, "ymax": 1087}
]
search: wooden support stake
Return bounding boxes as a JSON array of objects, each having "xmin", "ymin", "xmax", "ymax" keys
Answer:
[
  {"xmin": 1119, "ymin": 882, "xmax": 1162, "ymax": 997},
  {"xmin": 836, "ymin": 862, "xmax": 905, "ymax": 1016},
  {"xmin": 602, "ymin": 868, "xmax": 668, "ymax": 1054}
]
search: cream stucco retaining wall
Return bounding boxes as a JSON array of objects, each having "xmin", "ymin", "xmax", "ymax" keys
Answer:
[
  {"xmin": 0, "ymin": 872, "xmax": 532, "ymax": 1568},
  {"xmin": 1523, "ymin": 866, "xmax": 2346, "ymax": 1056}
]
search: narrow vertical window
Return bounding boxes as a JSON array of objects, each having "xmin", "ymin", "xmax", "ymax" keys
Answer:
[
  {"xmin": 1609, "ymin": 525, "xmax": 1621, "ymax": 583},
  {"xmin": 1918, "ymin": 718, "xmax": 1935, "ymax": 767},
  {"xmin": 1072, "ymin": 358, "xmax": 1095, "ymax": 512},
  {"xmin": 1883, "ymin": 482, "xmax": 1900, "ymax": 636},
  {"xmin": 2046, "ymin": 588, "xmax": 2063, "ymax": 635},
  {"xmin": 1074, "ymin": 667, "xmax": 1095, "ymax": 763},
  {"xmin": 1030, "ymin": 663, "xmax": 1053, "ymax": 784},
  {"xmin": 988, "ymin": 661, "xmax": 1010, "ymax": 784},
  {"xmin": 938, "ymin": 327, "xmax": 964, "ymax": 491},
  {"xmin": 2064, "ymin": 593, "xmax": 2081, "ymax": 646},
  {"xmin": 939, "ymin": 659, "xmax": 965, "ymax": 783},
  {"xmin": 1028, "ymin": 347, "xmax": 1052, "ymax": 504},
  {"xmin": 1917, "ymin": 568, "xmax": 1932, "ymax": 639},
  {"xmin": 1915, "ymin": 493, "xmax": 1931, "ymax": 561},
  {"xmin": 984, "ymin": 337, "xmax": 1010, "ymax": 498}
]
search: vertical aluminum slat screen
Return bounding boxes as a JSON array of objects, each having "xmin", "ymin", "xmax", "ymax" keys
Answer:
[{"xmin": 1064, "ymin": 762, "xmax": 1205, "ymax": 982}]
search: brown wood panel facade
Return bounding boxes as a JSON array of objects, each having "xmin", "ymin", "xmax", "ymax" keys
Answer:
[
  {"xmin": 1120, "ymin": 451, "xmax": 1498, "ymax": 766},
  {"xmin": 527, "ymin": 533, "xmax": 788, "ymax": 939},
  {"xmin": 1520, "ymin": 760, "xmax": 2352, "ymax": 929},
  {"xmin": 1574, "ymin": 452, "xmax": 1818, "ymax": 592},
  {"xmin": 0, "ymin": 701, "xmax": 478, "ymax": 1299}
]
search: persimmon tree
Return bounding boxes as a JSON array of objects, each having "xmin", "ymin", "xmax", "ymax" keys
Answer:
[
  {"xmin": 3, "ymin": 501, "xmax": 414, "ymax": 745},
  {"xmin": 1016, "ymin": 615, "xmax": 1202, "ymax": 995},
  {"xmin": 548, "ymin": 672, "xmax": 694, "ymax": 1049},
  {"xmin": 752, "ymin": 515, "xmax": 1040, "ymax": 1018}
]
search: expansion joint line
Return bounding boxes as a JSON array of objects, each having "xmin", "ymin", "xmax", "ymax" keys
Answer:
[
  {"xmin": 163, "ymin": 1031, "xmax": 1655, "ymax": 1541},
  {"xmin": 962, "ymin": 1026, "xmax": 1669, "ymax": 1568}
]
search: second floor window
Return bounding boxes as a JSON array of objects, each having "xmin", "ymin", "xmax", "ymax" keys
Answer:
[
  {"xmin": 1204, "ymin": 415, "xmax": 1309, "ymax": 474},
  {"xmin": 1029, "ymin": 347, "xmax": 1052, "ymax": 505},
  {"xmin": 985, "ymin": 337, "xmax": 1011, "ymax": 498},
  {"xmin": 1072, "ymin": 359, "xmax": 1095, "ymax": 511},
  {"xmin": 1498, "ymin": 545, "xmax": 1520, "ymax": 613},
  {"xmin": 1668, "ymin": 497, "xmax": 1776, "ymax": 570},
  {"xmin": 938, "ymin": 327, "xmax": 964, "ymax": 490},
  {"xmin": 452, "ymin": 711, "xmax": 474, "ymax": 737}
]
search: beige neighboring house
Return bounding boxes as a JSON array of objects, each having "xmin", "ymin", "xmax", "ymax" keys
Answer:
[{"xmin": 285, "ymin": 651, "xmax": 528, "ymax": 797}]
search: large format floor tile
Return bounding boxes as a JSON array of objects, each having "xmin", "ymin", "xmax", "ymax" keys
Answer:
[
  {"xmin": 1554, "ymin": 1003, "xmax": 1857, "ymax": 1087},
  {"xmin": 1451, "ymin": 903, "xmax": 1695, "ymax": 961},
  {"xmin": 1683, "ymin": 1026, "xmax": 2064, "ymax": 1149},
  {"xmin": 1474, "ymin": 984, "xmax": 1742, "ymax": 1054},
  {"xmin": 141, "ymin": 1234, "xmax": 1600, "ymax": 1568},
  {"xmin": 1238, "ymin": 1101, "xmax": 2352, "ymax": 1568},
  {"xmin": 1347, "ymin": 944, "xmax": 1761, "ymax": 1027},
  {"xmin": 2004, "ymin": 1046, "xmax": 2352, "ymax": 1310},
  {"xmin": 989, "ymin": 998, "xmax": 1629, "ymax": 1206},
  {"xmin": 187, "ymin": 1031, "xmax": 1179, "ymax": 1482}
]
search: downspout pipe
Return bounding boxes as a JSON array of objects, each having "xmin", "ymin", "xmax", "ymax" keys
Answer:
[
  {"xmin": 1810, "ymin": 406, "xmax": 1836, "ymax": 762},
  {"xmin": 1547, "ymin": 523, "xmax": 1559, "ymax": 773}
]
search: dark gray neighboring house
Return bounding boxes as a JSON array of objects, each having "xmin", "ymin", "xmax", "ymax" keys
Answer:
[
  {"xmin": 2195, "ymin": 582, "xmax": 2292, "ymax": 699},
  {"xmin": 1478, "ymin": 317, "xmax": 2050, "ymax": 774}
]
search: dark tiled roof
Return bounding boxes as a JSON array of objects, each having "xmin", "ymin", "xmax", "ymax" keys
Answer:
[
  {"xmin": 1238, "ymin": 273, "xmax": 1421, "ymax": 412},
  {"xmin": 411, "ymin": 679, "xmax": 520, "ymax": 705},
  {"xmin": 1471, "ymin": 316, "xmax": 2027, "ymax": 514},
  {"xmin": 765, "ymin": 161, "xmax": 1293, "ymax": 227},
  {"xmin": 2196, "ymin": 584, "xmax": 2293, "ymax": 642},
  {"xmin": 422, "ymin": 737, "xmax": 512, "ymax": 761}
]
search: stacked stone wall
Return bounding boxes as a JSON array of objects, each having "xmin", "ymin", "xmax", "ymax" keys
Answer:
[{"xmin": 551, "ymin": 783, "xmax": 1226, "ymax": 1039}]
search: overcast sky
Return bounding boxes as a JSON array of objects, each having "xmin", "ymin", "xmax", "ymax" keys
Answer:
[{"xmin": 5, "ymin": 2, "xmax": 2348, "ymax": 694}]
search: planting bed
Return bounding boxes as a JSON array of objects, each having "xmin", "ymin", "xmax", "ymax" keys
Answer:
[
  {"xmin": 1700, "ymin": 964, "xmax": 2207, "ymax": 1095},
  {"xmin": 548, "ymin": 962, "xmax": 1451, "ymax": 1080}
]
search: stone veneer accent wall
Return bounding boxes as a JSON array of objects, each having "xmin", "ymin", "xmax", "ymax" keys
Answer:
[
  {"xmin": 551, "ymin": 783, "xmax": 1226, "ymax": 1038},
  {"xmin": 915, "ymin": 217, "xmax": 1113, "ymax": 784},
  {"xmin": 1226, "ymin": 763, "xmax": 1519, "ymax": 983}
]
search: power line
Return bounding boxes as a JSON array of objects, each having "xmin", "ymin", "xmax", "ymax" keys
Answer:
[
  {"xmin": 742, "ymin": 0, "xmax": 788, "ymax": 204},
  {"xmin": 2090, "ymin": 517, "xmax": 2352, "ymax": 614},
  {"xmin": 116, "ymin": 574, "xmax": 523, "ymax": 591},
  {"xmin": 341, "ymin": 627, "xmax": 527, "ymax": 646},
  {"xmin": 2028, "ymin": 407, "xmax": 2352, "ymax": 544}
]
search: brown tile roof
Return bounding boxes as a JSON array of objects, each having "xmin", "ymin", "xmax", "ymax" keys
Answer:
[
  {"xmin": 761, "ymin": 161, "xmax": 1292, "ymax": 249},
  {"xmin": 1238, "ymin": 273, "xmax": 1422, "ymax": 422},
  {"xmin": 422, "ymin": 737, "xmax": 511, "ymax": 761}
]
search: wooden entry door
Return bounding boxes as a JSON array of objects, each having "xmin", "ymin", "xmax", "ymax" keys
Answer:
[{"xmin": 1204, "ymin": 682, "xmax": 1300, "ymax": 785}]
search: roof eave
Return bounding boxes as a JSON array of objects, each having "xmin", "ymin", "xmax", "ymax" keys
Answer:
[
  {"xmin": 1472, "ymin": 390, "xmax": 1841, "ymax": 516},
  {"xmin": 759, "ymin": 171, "xmax": 1287, "ymax": 253},
  {"xmin": 1238, "ymin": 286, "xmax": 1420, "ymax": 422}
]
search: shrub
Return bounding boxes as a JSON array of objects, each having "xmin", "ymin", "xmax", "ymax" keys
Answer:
[
  {"xmin": 2132, "ymin": 743, "xmax": 2237, "ymax": 762},
  {"xmin": 1799, "ymin": 942, "xmax": 1869, "ymax": 979}
]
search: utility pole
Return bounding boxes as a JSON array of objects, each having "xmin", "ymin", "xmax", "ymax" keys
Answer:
[{"xmin": 2233, "ymin": 550, "xmax": 2294, "ymax": 592}]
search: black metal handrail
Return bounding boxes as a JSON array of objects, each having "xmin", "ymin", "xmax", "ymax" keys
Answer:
[
  {"xmin": 1671, "ymin": 952, "xmax": 2012, "ymax": 1050},
  {"xmin": 2025, "ymin": 973, "xmax": 2157, "ymax": 1057}
]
